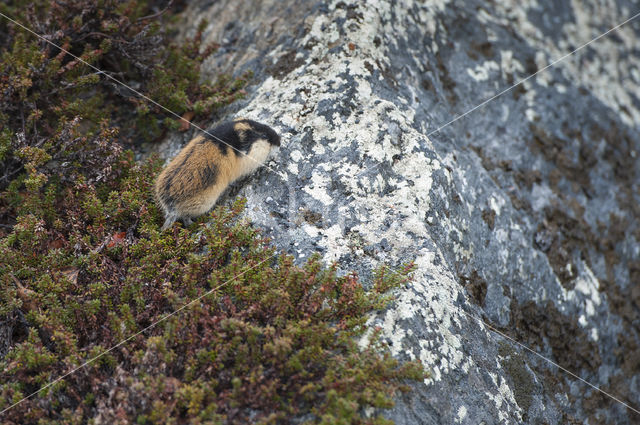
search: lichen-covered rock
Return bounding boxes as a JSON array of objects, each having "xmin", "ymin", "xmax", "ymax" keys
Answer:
[{"xmin": 168, "ymin": 0, "xmax": 640, "ymax": 423}]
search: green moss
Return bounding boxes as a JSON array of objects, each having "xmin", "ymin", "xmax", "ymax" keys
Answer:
[{"xmin": 498, "ymin": 342, "xmax": 535, "ymax": 418}]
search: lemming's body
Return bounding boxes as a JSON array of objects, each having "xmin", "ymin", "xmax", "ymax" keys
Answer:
[{"xmin": 155, "ymin": 118, "xmax": 281, "ymax": 230}]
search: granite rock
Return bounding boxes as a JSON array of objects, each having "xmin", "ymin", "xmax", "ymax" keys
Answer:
[{"xmin": 160, "ymin": 1, "xmax": 640, "ymax": 423}]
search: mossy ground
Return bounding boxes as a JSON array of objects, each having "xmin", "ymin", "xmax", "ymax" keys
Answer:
[{"xmin": 0, "ymin": 1, "xmax": 426, "ymax": 423}]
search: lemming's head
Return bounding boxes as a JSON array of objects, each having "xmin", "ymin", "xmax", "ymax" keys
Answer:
[{"xmin": 247, "ymin": 120, "xmax": 281, "ymax": 147}]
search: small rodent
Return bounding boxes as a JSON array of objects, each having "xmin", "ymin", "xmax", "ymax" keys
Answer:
[{"xmin": 155, "ymin": 118, "xmax": 281, "ymax": 230}]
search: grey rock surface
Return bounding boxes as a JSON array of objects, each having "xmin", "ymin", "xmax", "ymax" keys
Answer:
[{"xmin": 160, "ymin": 0, "xmax": 640, "ymax": 423}]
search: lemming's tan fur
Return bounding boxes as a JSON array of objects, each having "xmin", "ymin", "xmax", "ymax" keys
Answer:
[
  {"xmin": 233, "ymin": 120, "xmax": 252, "ymax": 132},
  {"xmin": 154, "ymin": 119, "xmax": 280, "ymax": 230}
]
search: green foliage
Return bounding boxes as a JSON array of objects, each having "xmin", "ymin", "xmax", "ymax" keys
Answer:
[
  {"xmin": 0, "ymin": 0, "xmax": 249, "ymax": 199},
  {"xmin": 1, "ymin": 172, "xmax": 425, "ymax": 423},
  {"xmin": 0, "ymin": 1, "xmax": 426, "ymax": 423}
]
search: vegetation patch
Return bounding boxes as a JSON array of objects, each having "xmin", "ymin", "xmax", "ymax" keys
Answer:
[
  {"xmin": 498, "ymin": 342, "xmax": 534, "ymax": 421},
  {"xmin": 0, "ymin": 1, "xmax": 426, "ymax": 423}
]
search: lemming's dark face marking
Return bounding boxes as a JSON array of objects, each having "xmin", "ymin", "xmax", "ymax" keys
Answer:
[
  {"xmin": 207, "ymin": 121, "xmax": 246, "ymax": 154},
  {"xmin": 204, "ymin": 119, "xmax": 281, "ymax": 156},
  {"xmin": 250, "ymin": 121, "xmax": 281, "ymax": 147}
]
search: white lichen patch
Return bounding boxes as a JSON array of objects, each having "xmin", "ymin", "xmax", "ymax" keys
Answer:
[
  {"xmin": 467, "ymin": 60, "xmax": 501, "ymax": 81},
  {"xmin": 564, "ymin": 262, "xmax": 601, "ymax": 317},
  {"xmin": 289, "ymin": 149, "xmax": 303, "ymax": 162},
  {"xmin": 534, "ymin": 51, "xmax": 552, "ymax": 87},
  {"xmin": 456, "ymin": 405, "xmax": 468, "ymax": 423},
  {"xmin": 302, "ymin": 223, "xmax": 321, "ymax": 238},
  {"xmin": 287, "ymin": 162, "xmax": 299, "ymax": 174},
  {"xmin": 489, "ymin": 195, "xmax": 505, "ymax": 216},
  {"xmin": 500, "ymin": 49, "xmax": 525, "ymax": 77},
  {"xmin": 485, "ymin": 374, "xmax": 522, "ymax": 424},
  {"xmin": 493, "ymin": 0, "xmax": 640, "ymax": 127},
  {"xmin": 302, "ymin": 172, "xmax": 333, "ymax": 205},
  {"xmin": 320, "ymin": 224, "xmax": 350, "ymax": 261},
  {"xmin": 525, "ymin": 108, "xmax": 540, "ymax": 122},
  {"xmin": 574, "ymin": 264, "xmax": 601, "ymax": 306},
  {"xmin": 578, "ymin": 314, "xmax": 587, "ymax": 327}
]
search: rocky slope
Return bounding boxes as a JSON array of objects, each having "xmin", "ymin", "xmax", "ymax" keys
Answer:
[{"xmin": 161, "ymin": 0, "xmax": 640, "ymax": 423}]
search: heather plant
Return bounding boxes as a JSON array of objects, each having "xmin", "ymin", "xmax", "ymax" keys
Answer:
[
  {"xmin": 1, "ymin": 175, "xmax": 425, "ymax": 423},
  {"xmin": 0, "ymin": 1, "xmax": 426, "ymax": 423}
]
